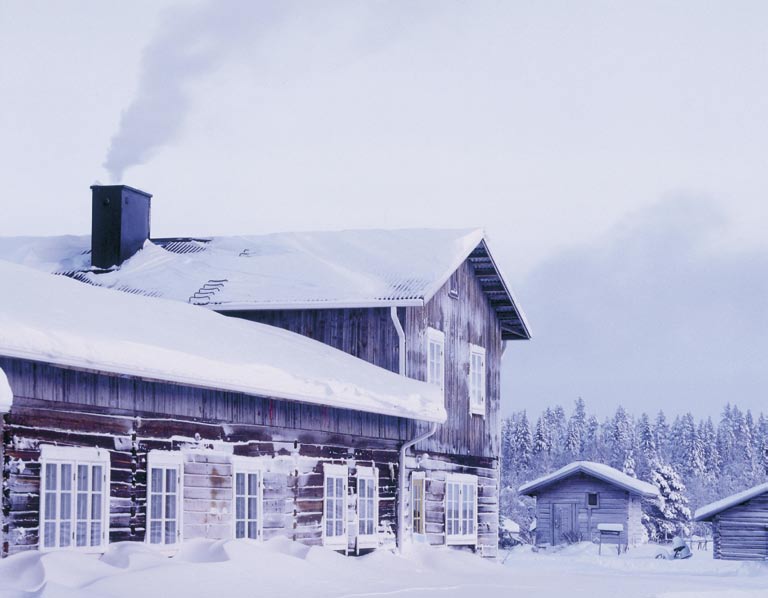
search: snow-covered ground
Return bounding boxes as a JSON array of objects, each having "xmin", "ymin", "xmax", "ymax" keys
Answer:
[{"xmin": 0, "ymin": 540, "xmax": 765, "ymax": 598}]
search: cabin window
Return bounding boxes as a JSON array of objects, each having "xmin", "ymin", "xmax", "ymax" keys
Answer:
[
  {"xmin": 445, "ymin": 473, "xmax": 477, "ymax": 546},
  {"xmin": 356, "ymin": 466, "xmax": 378, "ymax": 548},
  {"xmin": 233, "ymin": 458, "xmax": 262, "ymax": 541},
  {"xmin": 587, "ymin": 492, "xmax": 599, "ymax": 508},
  {"xmin": 468, "ymin": 344, "xmax": 486, "ymax": 416},
  {"xmin": 40, "ymin": 446, "xmax": 110, "ymax": 552},
  {"xmin": 426, "ymin": 327, "xmax": 445, "ymax": 395},
  {"xmin": 147, "ymin": 451, "xmax": 183, "ymax": 546},
  {"xmin": 411, "ymin": 472, "xmax": 426, "ymax": 535},
  {"xmin": 323, "ymin": 464, "xmax": 348, "ymax": 549}
]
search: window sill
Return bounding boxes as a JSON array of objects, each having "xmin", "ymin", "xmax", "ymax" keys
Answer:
[{"xmin": 446, "ymin": 535, "xmax": 478, "ymax": 546}]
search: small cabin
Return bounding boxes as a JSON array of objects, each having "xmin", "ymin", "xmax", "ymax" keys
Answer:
[
  {"xmin": 694, "ymin": 482, "xmax": 768, "ymax": 561},
  {"xmin": 519, "ymin": 461, "xmax": 659, "ymax": 548}
]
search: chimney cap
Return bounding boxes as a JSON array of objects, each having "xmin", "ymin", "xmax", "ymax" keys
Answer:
[{"xmin": 90, "ymin": 184, "xmax": 153, "ymax": 199}]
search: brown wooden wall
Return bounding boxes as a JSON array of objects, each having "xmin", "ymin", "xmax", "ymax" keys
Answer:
[
  {"xmin": 225, "ymin": 258, "xmax": 504, "ymax": 461},
  {"xmin": 404, "ymin": 260, "xmax": 503, "ymax": 460},
  {"xmin": 530, "ymin": 474, "xmax": 637, "ymax": 547},
  {"xmin": 711, "ymin": 493, "xmax": 768, "ymax": 561}
]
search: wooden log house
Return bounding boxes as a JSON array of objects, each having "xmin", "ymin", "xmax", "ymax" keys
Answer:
[
  {"xmin": 519, "ymin": 461, "xmax": 659, "ymax": 549},
  {"xmin": 0, "ymin": 185, "xmax": 531, "ymax": 559},
  {"xmin": 694, "ymin": 483, "xmax": 768, "ymax": 561}
]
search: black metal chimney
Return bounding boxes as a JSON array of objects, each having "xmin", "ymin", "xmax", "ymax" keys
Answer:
[{"xmin": 91, "ymin": 185, "xmax": 152, "ymax": 269}]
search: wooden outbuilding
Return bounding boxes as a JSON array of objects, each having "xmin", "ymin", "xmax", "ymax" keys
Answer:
[
  {"xmin": 519, "ymin": 461, "xmax": 659, "ymax": 548},
  {"xmin": 694, "ymin": 483, "xmax": 768, "ymax": 561}
]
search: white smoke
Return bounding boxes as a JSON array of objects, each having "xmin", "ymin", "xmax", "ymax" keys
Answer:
[{"xmin": 102, "ymin": 1, "xmax": 290, "ymax": 182}]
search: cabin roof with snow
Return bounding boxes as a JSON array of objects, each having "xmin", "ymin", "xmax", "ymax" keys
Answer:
[
  {"xmin": 694, "ymin": 482, "xmax": 768, "ymax": 522},
  {"xmin": 0, "ymin": 365, "xmax": 11, "ymax": 412},
  {"xmin": 518, "ymin": 461, "xmax": 659, "ymax": 497},
  {"xmin": 0, "ymin": 228, "xmax": 531, "ymax": 341},
  {"xmin": 0, "ymin": 260, "xmax": 446, "ymax": 423}
]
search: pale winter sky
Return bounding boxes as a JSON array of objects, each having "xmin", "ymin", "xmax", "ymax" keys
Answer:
[{"xmin": 1, "ymin": 1, "xmax": 766, "ymax": 418}]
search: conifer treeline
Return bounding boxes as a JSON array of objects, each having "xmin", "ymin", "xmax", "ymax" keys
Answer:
[{"xmin": 501, "ymin": 399, "xmax": 768, "ymax": 538}]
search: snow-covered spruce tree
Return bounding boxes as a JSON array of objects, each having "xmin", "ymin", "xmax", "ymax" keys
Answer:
[
  {"xmin": 585, "ymin": 415, "xmax": 600, "ymax": 460},
  {"xmin": 654, "ymin": 411, "xmax": 670, "ymax": 463},
  {"xmin": 513, "ymin": 411, "xmax": 533, "ymax": 477},
  {"xmin": 622, "ymin": 451, "xmax": 637, "ymax": 478},
  {"xmin": 643, "ymin": 461, "xmax": 692, "ymax": 542},
  {"xmin": 532, "ymin": 415, "xmax": 553, "ymax": 473},
  {"xmin": 610, "ymin": 406, "xmax": 633, "ymax": 470},
  {"xmin": 636, "ymin": 413, "xmax": 656, "ymax": 480}
]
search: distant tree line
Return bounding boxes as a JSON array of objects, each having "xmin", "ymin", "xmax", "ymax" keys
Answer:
[{"xmin": 500, "ymin": 399, "xmax": 768, "ymax": 542}]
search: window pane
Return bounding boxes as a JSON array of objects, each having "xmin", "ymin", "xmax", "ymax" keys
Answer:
[
  {"xmin": 335, "ymin": 478, "xmax": 343, "ymax": 496},
  {"xmin": 236, "ymin": 473, "xmax": 245, "ymax": 496},
  {"xmin": 165, "ymin": 469, "xmax": 176, "ymax": 494},
  {"xmin": 92, "ymin": 466, "xmax": 102, "ymax": 493},
  {"xmin": 77, "ymin": 465, "xmax": 88, "ymax": 492},
  {"xmin": 236, "ymin": 496, "xmax": 245, "ymax": 519},
  {"xmin": 236, "ymin": 521, "xmax": 245, "ymax": 539},
  {"xmin": 44, "ymin": 522, "xmax": 56, "ymax": 548},
  {"xmin": 45, "ymin": 463, "xmax": 57, "ymax": 490},
  {"xmin": 335, "ymin": 520, "xmax": 343, "ymax": 536},
  {"xmin": 165, "ymin": 521, "xmax": 176, "ymax": 544},
  {"xmin": 90, "ymin": 522, "xmax": 101, "ymax": 547},
  {"xmin": 59, "ymin": 521, "xmax": 71, "ymax": 547},
  {"xmin": 76, "ymin": 521, "xmax": 87, "ymax": 547},
  {"xmin": 45, "ymin": 491, "xmax": 57, "ymax": 521},
  {"xmin": 151, "ymin": 495, "xmax": 162, "ymax": 520},
  {"xmin": 326, "ymin": 519, "xmax": 333, "ymax": 537},
  {"xmin": 91, "ymin": 493, "xmax": 102, "ymax": 520},
  {"xmin": 77, "ymin": 492, "xmax": 88, "ymax": 520},
  {"xmin": 165, "ymin": 494, "xmax": 176, "ymax": 519},
  {"xmin": 61, "ymin": 464, "xmax": 72, "ymax": 491},
  {"xmin": 335, "ymin": 496, "xmax": 343, "ymax": 518},
  {"xmin": 60, "ymin": 492, "xmax": 72, "ymax": 521},
  {"xmin": 248, "ymin": 497, "xmax": 258, "ymax": 520},
  {"xmin": 151, "ymin": 468, "xmax": 163, "ymax": 491},
  {"xmin": 150, "ymin": 521, "xmax": 162, "ymax": 544},
  {"xmin": 248, "ymin": 473, "xmax": 258, "ymax": 495},
  {"xmin": 248, "ymin": 521, "xmax": 258, "ymax": 540}
]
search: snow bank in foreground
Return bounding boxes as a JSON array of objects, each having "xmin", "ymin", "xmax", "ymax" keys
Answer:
[
  {"xmin": 0, "ymin": 539, "xmax": 765, "ymax": 598},
  {"xmin": 0, "ymin": 366, "xmax": 11, "ymax": 411}
]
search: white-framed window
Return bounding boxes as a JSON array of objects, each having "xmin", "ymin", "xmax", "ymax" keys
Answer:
[
  {"xmin": 586, "ymin": 492, "xmax": 599, "ymax": 508},
  {"xmin": 468, "ymin": 344, "xmax": 487, "ymax": 416},
  {"xmin": 445, "ymin": 473, "xmax": 477, "ymax": 546},
  {"xmin": 233, "ymin": 457, "xmax": 262, "ymax": 541},
  {"xmin": 356, "ymin": 466, "xmax": 378, "ymax": 549},
  {"xmin": 411, "ymin": 472, "xmax": 426, "ymax": 536},
  {"xmin": 426, "ymin": 327, "xmax": 445, "ymax": 394},
  {"xmin": 323, "ymin": 464, "xmax": 348, "ymax": 549},
  {"xmin": 40, "ymin": 445, "xmax": 110, "ymax": 552},
  {"xmin": 147, "ymin": 451, "xmax": 182, "ymax": 546}
]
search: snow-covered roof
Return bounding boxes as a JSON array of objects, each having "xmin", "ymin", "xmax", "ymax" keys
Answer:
[
  {"xmin": 0, "ymin": 229, "xmax": 531, "ymax": 340},
  {"xmin": 694, "ymin": 483, "xmax": 768, "ymax": 522},
  {"xmin": 0, "ymin": 366, "xmax": 12, "ymax": 412},
  {"xmin": 518, "ymin": 461, "xmax": 659, "ymax": 498},
  {"xmin": 0, "ymin": 260, "xmax": 446, "ymax": 423}
]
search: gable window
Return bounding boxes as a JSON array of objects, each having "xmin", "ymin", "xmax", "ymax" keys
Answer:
[
  {"xmin": 411, "ymin": 472, "xmax": 426, "ymax": 536},
  {"xmin": 40, "ymin": 446, "xmax": 110, "ymax": 551},
  {"xmin": 147, "ymin": 451, "xmax": 182, "ymax": 546},
  {"xmin": 587, "ymin": 492, "xmax": 599, "ymax": 508},
  {"xmin": 445, "ymin": 474, "xmax": 477, "ymax": 546},
  {"xmin": 233, "ymin": 457, "xmax": 262, "ymax": 540},
  {"xmin": 426, "ymin": 328, "xmax": 445, "ymax": 395},
  {"xmin": 356, "ymin": 466, "xmax": 378, "ymax": 549},
  {"xmin": 468, "ymin": 344, "xmax": 486, "ymax": 416},
  {"xmin": 323, "ymin": 464, "xmax": 348, "ymax": 549}
]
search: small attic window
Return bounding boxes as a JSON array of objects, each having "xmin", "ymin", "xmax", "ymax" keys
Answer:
[
  {"xmin": 448, "ymin": 271, "xmax": 459, "ymax": 299},
  {"xmin": 587, "ymin": 492, "xmax": 599, "ymax": 508}
]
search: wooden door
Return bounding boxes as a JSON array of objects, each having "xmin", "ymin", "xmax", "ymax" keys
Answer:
[{"xmin": 552, "ymin": 503, "xmax": 576, "ymax": 545}]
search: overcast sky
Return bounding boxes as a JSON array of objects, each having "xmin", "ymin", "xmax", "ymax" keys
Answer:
[{"xmin": 1, "ymin": 1, "xmax": 766, "ymax": 418}]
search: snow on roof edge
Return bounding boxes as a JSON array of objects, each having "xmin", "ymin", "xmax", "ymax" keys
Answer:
[
  {"xmin": 694, "ymin": 482, "xmax": 768, "ymax": 521},
  {"xmin": 0, "ymin": 260, "xmax": 447, "ymax": 424},
  {"xmin": 518, "ymin": 461, "xmax": 659, "ymax": 497},
  {"xmin": 0, "ymin": 366, "xmax": 12, "ymax": 412}
]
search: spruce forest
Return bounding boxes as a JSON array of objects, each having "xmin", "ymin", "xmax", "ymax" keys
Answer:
[{"xmin": 501, "ymin": 399, "xmax": 768, "ymax": 541}]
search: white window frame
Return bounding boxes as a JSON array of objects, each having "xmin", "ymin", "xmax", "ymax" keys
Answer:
[
  {"xmin": 233, "ymin": 456, "xmax": 263, "ymax": 541},
  {"xmin": 323, "ymin": 464, "xmax": 348, "ymax": 549},
  {"xmin": 411, "ymin": 471, "xmax": 426, "ymax": 537},
  {"xmin": 356, "ymin": 466, "xmax": 379, "ymax": 549},
  {"xmin": 444, "ymin": 473, "xmax": 478, "ymax": 546},
  {"xmin": 468, "ymin": 344, "xmax": 487, "ymax": 416},
  {"xmin": 426, "ymin": 327, "xmax": 445, "ymax": 396},
  {"xmin": 39, "ymin": 445, "xmax": 110, "ymax": 553},
  {"xmin": 146, "ymin": 451, "xmax": 183, "ymax": 547}
]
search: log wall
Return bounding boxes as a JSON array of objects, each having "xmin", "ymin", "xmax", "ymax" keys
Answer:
[
  {"xmin": 711, "ymin": 493, "xmax": 768, "ymax": 561},
  {"xmin": 532, "ymin": 474, "xmax": 639, "ymax": 548}
]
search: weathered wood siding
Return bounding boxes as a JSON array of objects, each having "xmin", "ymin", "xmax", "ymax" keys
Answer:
[
  {"xmin": 532, "ymin": 474, "xmax": 639, "ymax": 548},
  {"xmin": 403, "ymin": 453, "xmax": 499, "ymax": 557},
  {"xmin": 404, "ymin": 260, "xmax": 503, "ymax": 460},
  {"xmin": 711, "ymin": 493, "xmax": 768, "ymax": 561},
  {"xmin": 225, "ymin": 308, "xmax": 401, "ymax": 375},
  {"xmin": 0, "ymin": 356, "xmax": 402, "ymax": 556}
]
